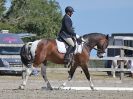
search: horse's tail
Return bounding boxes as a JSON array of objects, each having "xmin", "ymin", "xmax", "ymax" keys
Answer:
[{"xmin": 20, "ymin": 42, "xmax": 33, "ymax": 67}]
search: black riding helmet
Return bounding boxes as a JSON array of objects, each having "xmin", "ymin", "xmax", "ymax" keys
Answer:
[{"xmin": 65, "ymin": 6, "xmax": 74, "ymax": 13}]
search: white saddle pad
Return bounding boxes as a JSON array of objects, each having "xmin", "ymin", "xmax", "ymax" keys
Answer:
[{"xmin": 56, "ymin": 39, "xmax": 83, "ymax": 54}]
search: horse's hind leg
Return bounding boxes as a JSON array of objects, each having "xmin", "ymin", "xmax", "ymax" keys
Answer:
[
  {"xmin": 19, "ymin": 66, "xmax": 33, "ymax": 89},
  {"xmin": 41, "ymin": 61, "xmax": 53, "ymax": 90},
  {"xmin": 59, "ymin": 64, "xmax": 77, "ymax": 88},
  {"xmin": 81, "ymin": 64, "xmax": 94, "ymax": 90}
]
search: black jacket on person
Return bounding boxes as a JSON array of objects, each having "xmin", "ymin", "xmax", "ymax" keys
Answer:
[{"xmin": 59, "ymin": 14, "xmax": 76, "ymax": 38}]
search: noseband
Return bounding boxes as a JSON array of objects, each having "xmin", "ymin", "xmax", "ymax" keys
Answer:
[{"xmin": 93, "ymin": 47, "xmax": 100, "ymax": 51}]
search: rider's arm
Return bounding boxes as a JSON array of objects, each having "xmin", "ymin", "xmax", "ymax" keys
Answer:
[{"xmin": 64, "ymin": 17, "xmax": 76, "ymax": 37}]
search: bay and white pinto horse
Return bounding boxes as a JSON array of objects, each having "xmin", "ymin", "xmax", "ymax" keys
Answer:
[{"xmin": 19, "ymin": 33, "xmax": 109, "ymax": 90}]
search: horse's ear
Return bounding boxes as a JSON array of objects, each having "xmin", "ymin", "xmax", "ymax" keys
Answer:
[{"xmin": 106, "ymin": 34, "xmax": 109, "ymax": 40}]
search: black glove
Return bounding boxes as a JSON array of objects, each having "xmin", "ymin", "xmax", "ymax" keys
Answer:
[
  {"xmin": 71, "ymin": 32, "xmax": 76, "ymax": 37},
  {"xmin": 76, "ymin": 37, "xmax": 82, "ymax": 44}
]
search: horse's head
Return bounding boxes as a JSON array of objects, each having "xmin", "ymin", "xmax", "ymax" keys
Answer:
[
  {"xmin": 96, "ymin": 34, "xmax": 109, "ymax": 58},
  {"xmin": 81, "ymin": 33, "xmax": 109, "ymax": 58}
]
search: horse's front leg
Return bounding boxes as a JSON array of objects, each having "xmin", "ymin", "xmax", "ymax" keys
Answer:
[
  {"xmin": 81, "ymin": 64, "xmax": 94, "ymax": 90},
  {"xmin": 19, "ymin": 67, "xmax": 33, "ymax": 89},
  {"xmin": 41, "ymin": 63, "xmax": 53, "ymax": 90}
]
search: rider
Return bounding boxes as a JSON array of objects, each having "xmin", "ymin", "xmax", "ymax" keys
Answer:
[{"xmin": 58, "ymin": 6, "xmax": 77, "ymax": 66}]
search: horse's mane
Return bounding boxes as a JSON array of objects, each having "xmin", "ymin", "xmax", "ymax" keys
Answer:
[{"xmin": 82, "ymin": 33, "xmax": 106, "ymax": 39}]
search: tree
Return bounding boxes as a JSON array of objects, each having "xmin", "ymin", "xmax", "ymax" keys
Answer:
[
  {"xmin": 0, "ymin": 0, "xmax": 6, "ymax": 17},
  {"xmin": 2, "ymin": 0, "xmax": 62, "ymax": 40},
  {"xmin": 0, "ymin": 0, "xmax": 11, "ymax": 32}
]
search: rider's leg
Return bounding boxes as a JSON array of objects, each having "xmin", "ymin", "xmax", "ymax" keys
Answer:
[
  {"xmin": 64, "ymin": 38, "xmax": 75, "ymax": 47},
  {"xmin": 63, "ymin": 38, "xmax": 75, "ymax": 66},
  {"xmin": 64, "ymin": 46, "xmax": 74, "ymax": 59}
]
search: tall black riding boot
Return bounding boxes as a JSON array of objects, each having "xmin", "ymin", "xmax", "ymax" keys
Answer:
[{"xmin": 64, "ymin": 46, "xmax": 74, "ymax": 67}]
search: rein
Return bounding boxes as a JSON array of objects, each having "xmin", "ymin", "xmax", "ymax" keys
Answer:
[
  {"xmin": 80, "ymin": 36, "xmax": 101, "ymax": 52},
  {"xmin": 93, "ymin": 47, "xmax": 98, "ymax": 50},
  {"xmin": 93, "ymin": 46, "xmax": 101, "ymax": 51}
]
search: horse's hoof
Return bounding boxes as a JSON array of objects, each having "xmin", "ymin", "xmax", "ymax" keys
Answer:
[
  {"xmin": 18, "ymin": 85, "xmax": 25, "ymax": 90},
  {"xmin": 90, "ymin": 86, "xmax": 96, "ymax": 91},
  {"xmin": 68, "ymin": 77, "xmax": 72, "ymax": 81},
  {"xmin": 58, "ymin": 84, "xmax": 65, "ymax": 90},
  {"xmin": 41, "ymin": 86, "xmax": 53, "ymax": 90},
  {"xmin": 48, "ymin": 87, "xmax": 53, "ymax": 90}
]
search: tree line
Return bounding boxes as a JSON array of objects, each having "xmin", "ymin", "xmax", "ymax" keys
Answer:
[{"xmin": 0, "ymin": 0, "xmax": 62, "ymax": 41}]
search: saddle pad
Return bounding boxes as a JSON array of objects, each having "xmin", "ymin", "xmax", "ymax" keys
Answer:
[
  {"xmin": 74, "ymin": 43, "xmax": 83, "ymax": 54},
  {"xmin": 56, "ymin": 39, "xmax": 66, "ymax": 53},
  {"xmin": 56, "ymin": 39, "xmax": 83, "ymax": 54}
]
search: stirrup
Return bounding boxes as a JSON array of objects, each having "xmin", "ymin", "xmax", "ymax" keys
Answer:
[
  {"xmin": 64, "ymin": 61, "xmax": 71, "ymax": 68},
  {"xmin": 64, "ymin": 58, "xmax": 71, "ymax": 68}
]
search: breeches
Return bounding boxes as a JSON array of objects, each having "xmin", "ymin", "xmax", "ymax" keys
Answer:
[{"xmin": 63, "ymin": 38, "xmax": 75, "ymax": 47}]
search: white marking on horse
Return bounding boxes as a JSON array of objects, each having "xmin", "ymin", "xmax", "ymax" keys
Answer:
[{"xmin": 30, "ymin": 40, "xmax": 41, "ymax": 59}]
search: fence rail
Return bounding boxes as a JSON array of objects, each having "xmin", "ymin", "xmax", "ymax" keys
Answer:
[
  {"xmin": 46, "ymin": 68, "xmax": 131, "ymax": 72},
  {"xmin": 0, "ymin": 45, "xmax": 133, "ymax": 80}
]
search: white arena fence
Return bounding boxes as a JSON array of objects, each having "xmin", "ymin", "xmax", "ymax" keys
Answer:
[{"xmin": 0, "ymin": 45, "xmax": 133, "ymax": 80}]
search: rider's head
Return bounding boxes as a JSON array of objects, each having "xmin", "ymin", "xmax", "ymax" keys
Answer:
[{"xmin": 65, "ymin": 6, "xmax": 74, "ymax": 17}]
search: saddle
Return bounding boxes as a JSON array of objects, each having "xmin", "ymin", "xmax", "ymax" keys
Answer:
[
  {"xmin": 56, "ymin": 35, "xmax": 84, "ymax": 67},
  {"xmin": 56, "ymin": 39, "xmax": 83, "ymax": 54},
  {"xmin": 56, "ymin": 39, "xmax": 83, "ymax": 68}
]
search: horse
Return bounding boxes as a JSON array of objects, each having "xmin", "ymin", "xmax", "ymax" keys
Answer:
[
  {"xmin": 19, "ymin": 33, "xmax": 109, "ymax": 90},
  {"xmin": 111, "ymin": 55, "xmax": 133, "ymax": 78}
]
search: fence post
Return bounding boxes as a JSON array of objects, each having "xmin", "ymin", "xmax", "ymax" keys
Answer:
[{"xmin": 120, "ymin": 48, "xmax": 124, "ymax": 80}]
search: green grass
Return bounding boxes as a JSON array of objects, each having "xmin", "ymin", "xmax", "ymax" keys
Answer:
[{"xmin": 47, "ymin": 60, "xmax": 106, "ymax": 68}]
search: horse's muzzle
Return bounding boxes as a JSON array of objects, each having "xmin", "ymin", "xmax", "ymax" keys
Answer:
[{"xmin": 97, "ymin": 53, "xmax": 105, "ymax": 58}]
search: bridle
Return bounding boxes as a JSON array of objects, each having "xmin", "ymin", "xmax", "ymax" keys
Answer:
[{"xmin": 80, "ymin": 36, "xmax": 106, "ymax": 54}]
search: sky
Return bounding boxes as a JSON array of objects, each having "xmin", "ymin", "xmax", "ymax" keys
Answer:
[
  {"xmin": 56, "ymin": 0, "xmax": 133, "ymax": 36},
  {"xmin": 5, "ymin": 0, "xmax": 133, "ymax": 56},
  {"xmin": 5, "ymin": 0, "xmax": 133, "ymax": 36},
  {"xmin": 55, "ymin": 0, "xmax": 133, "ymax": 56}
]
